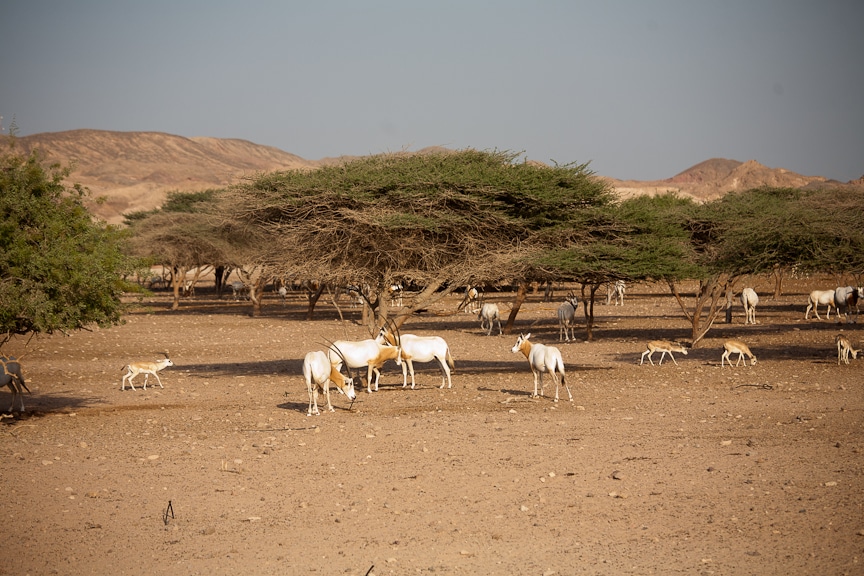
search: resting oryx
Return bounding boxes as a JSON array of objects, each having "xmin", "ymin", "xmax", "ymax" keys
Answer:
[
  {"xmin": 302, "ymin": 348, "xmax": 356, "ymax": 415},
  {"xmin": 805, "ymin": 289, "xmax": 836, "ymax": 320},
  {"xmin": 327, "ymin": 337, "xmax": 401, "ymax": 393},
  {"xmin": 741, "ymin": 287, "xmax": 759, "ymax": 325},
  {"xmin": 121, "ymin": 353, "xmax": 174, "ymax": 391},
  {"xmin": 377, "ymin": 327, "xmax": 455, "ymax": 389},
  {"xmin": 834, "ymin": 286, "xmax": 863, "ymax": 324},
  {"xmin": 557, "ymin": 293, "xmax": 580, "ymax": 342},
  {"xmin": 1, "ymin": 356, "xmax": 29, "ymax": 413},
  {"xmin": 511, "ymin": 333, "xmax": 573, "ymax": 402},
  {"xmin": 478, "ymin": 302, "xmax": 502, "ymax": 336},
  {"xmin": 640, "ymin": 340, "xmax": 688, "ymax": 366}
]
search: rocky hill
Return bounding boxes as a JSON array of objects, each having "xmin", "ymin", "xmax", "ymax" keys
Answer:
[{"xmin": 13, "ymin": 130, "xmax": 862, "ymax": 224}]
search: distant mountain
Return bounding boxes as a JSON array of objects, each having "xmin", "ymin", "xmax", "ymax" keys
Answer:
[{"xmin": 12, "ymin": 130, "xmax": 863, "ymax": 224}]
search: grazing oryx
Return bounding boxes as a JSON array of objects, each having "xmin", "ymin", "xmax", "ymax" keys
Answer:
[
  {"xmin": 121, "ymin": 353, "xmax": 174, "ymax": 391},
  {"xmin": 1, "ymin": 356, "xmax": 29, "ymax": 413},
  {"xmin": 834, "ymin": 286, "xmax": 863, "ymax": 324},
  {"xmin": 460, "ymin": 286, "xmax": 482, "ymax": 314},
  {"xmin": 835, "ymin": 334, "xmax": 859, "ymax": 365},
  {"xmin": 377, "ymin": 327, "xmax": 455, "ymax": 389},
  {"xmin": 327, "ymin": 337, "xmax": 401, "ymax": 393},
  {"xmin": 302, "ymin": 348, "xmax": 356, "ymax": 415},
  {"xmin": 741, "ymin": 287, "xmax": 759, "ymax": 325},
  {"xmin": 805, "ymin": 289, "xmax": 836, "ymax": 320},
  {"xmin": 721, "ymin": 339, "xmax": 757, "ymax": 367},
  {"xmin": 640, "ymin": 340, "xmax": 688, "ymax": 366},
  {"xmin": 478, "ymin": 302, "xmax": 502, "ymax": 336},
  {"xmin": 511, "ymin": 333, "xmax": 573, "ymax": 402},
  {"xmin": 606, "ymin": 280, "xmax": 625, "ymax": 306},
  {"xmin": 557, "ymin": 293, "xmax": 580, "ymax": 342}
]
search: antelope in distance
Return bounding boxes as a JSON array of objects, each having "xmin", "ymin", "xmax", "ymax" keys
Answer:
[
  {"xmin": 121, "ymin": 353, "xmax": 174, "ymax": 391},
  {"xmin": 302, "ymin": 346, "xmax": 356, "ymax": 416},
  {"xmin": 835, "ymin": 334, "xmax": 860, "ymax": 365},
  {"xmin": 721, "ymin": 340, "xmax": 757, "ymax": 367},
  {"xmin": 606, "ymin": 280, "xmax": 625, "ymax": 306},
  {"xmin": 557, "ymin": 292, "xmax": 580, "ymax": 343},
  {"xmin": 478, "ymin": 302, "xmax": 502, "ymax": 336},
  {"xmin": 511, "ymin": 333, "xmax": 573, "ymax": 402},
  {"xmin": 640, "ymin": 340, "xmax": 688, "ymax": 366},
  {"xmin": 741, "ymin": 287, "xmax": 759, "ymax": 325},
  {"xmin": 1, "ymin": 356, "xmax": 30, "ymax": 413}
]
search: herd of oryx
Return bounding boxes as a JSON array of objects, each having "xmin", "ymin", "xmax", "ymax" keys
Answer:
[{"xmin": 1, "ymin": 282, "xmax": 861, "ymax": 416}]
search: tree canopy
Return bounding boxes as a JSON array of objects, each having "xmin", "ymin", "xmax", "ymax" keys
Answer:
[{"xmin": 0, "ymin": 144, "xmax": 134, "ymax": 345}]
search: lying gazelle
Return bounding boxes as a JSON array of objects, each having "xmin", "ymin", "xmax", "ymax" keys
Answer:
[
  {"xmin": 327, "ymin": 335, "xmax": 401, "ymax": 393},
  {"xmin": 121, "ymin": 353, "xmax": 174, "ymax": 391},
  {"xmin": 377, "ymin": 325, "xmax": 455, "ymax": 389},
  {"xmin": 478, "ymin": 302, "xmax": 502, "ymax": 336},
  {"xmin": 557, "ymin": 292, "xmax": 580, "ymax": 342},
  {"xmin": 511, "ymin": 333, "xmax": 573, "ymax": 402},
  {"xmin": 302, "ymin": 345, "xmax": 356, "ymax": 416},
  {"xmin": 1, "ymin": 356, "xmax": 29, "ymax": 413},
  {"xmin": 835, "ymin": 334, "xmax": 860, "ymax": 365},
  {"xmin": 640, "ymin": 340, "xmax": 688, "ymax": 366},
  {"xmin": 721, "ymin": 340, "xmax": 757, "ymax": 367}
]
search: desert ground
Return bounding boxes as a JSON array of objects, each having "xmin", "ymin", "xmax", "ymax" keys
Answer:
[{"xmin": 1, "ymin": 277, "xmax": 862, "ymax": 575}]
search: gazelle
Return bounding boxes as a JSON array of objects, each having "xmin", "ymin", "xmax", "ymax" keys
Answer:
[
  {"xmin": 302, "ymin": 348, "xmax": 356, "ymax": 415},
  {"xmin": 511, "ymin": 333, "xmax": 573, "ymax": 402},
  {"xmin": 1, "ymin": 356, "xmax": 29, "ymax": 413},
  {"xmin": 805, "ymin": 289, "xmax": 836, "ymax": 320},
  {"xmin": 327, "ymin": 337, "xmax": 401, "ymax": 393},
  {"xmin": 721, "ymin": 340, "xmax": 757, "ymax": 367},
  {"xmin": 640, "ymin": 340, "xmax": 688, "ymax": 366},
  {"xmin": 377, "ymin": 327, "xmax": 455, "ymax": 389},
  {"xmin": 478, "ymin": 302, "xmax": 502, "ymax": 336},
  {"xmin": 557, "ymin": 292, "xmax": 580, "ymax": 342},
  {"xmin": 835, "ymin": 334, "xmax": 859, "ymax": 365},
  {"xmin": 121, "ymin": 353, "xmax": 174, "ymax": 391},
  {"xmin": 741, "ymin": 287, "xmax": 759, "ymax": 325}
]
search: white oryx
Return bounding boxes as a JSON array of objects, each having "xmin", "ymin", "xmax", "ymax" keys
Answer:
[
  {"xmin": 231, "ymin": 281, "xmax": 249, "ymax": 301},
  {"xmin": 557, "ymin": 293, "xmax": 580, "ymax": 342},
  {"xmin": 805, "ymin": 289, "xmax": 836, "ymax": 320},
  {"xmin": 835, "ymin": 334, "xmax": 859, "ymax": 365},
  {"xmin": 478, "ymin": 302, "xmax": 502, "ymax": 336},
  {"xmin": 606, "ymin": 280, "xmax": 625, "ymax": 306},
  {"xmin": 302, "ymin": 348, "xmax": 356, "ymax": 415},
  {"xmin": 721, "ymin": 339, "xmax": 757, "ymax": 367},
  {"xmin": 1, "ymin": 356, "xmax": 29, "ymax": 413},
  {"xmin": 327, "ymin": 337, "xmax": 401, "ymax": 393},
  {"xmin": 511, "ymin": 333, "xmax": 573, "ymax": 402},
  {"xmin": 121, "ymin": 354, "xmax": 174, "ymax": 391},
  {"xmin": 640, "ymin": 340, "xmax": 688, "ymax": 366},
  {"xmin": 741, "ymin": 287, "xmax": 759, "ymax": 325},
  {"xmin": 834, "ymin": 286, "xmax": 863, "ymax": 324},
  {"xmin": 377, "ymin": 328, "xmax": 455, "ymax": 389}
]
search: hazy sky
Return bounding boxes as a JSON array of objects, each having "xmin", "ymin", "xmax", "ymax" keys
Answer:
[{"xmin": 2, "ymin": 1, "xmax": 862, "ymax": 181}]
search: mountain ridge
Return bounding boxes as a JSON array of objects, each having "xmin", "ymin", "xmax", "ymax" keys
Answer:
[{"xmin": 12, "ymin": 129, "xmax": 862, "ymax": 224}]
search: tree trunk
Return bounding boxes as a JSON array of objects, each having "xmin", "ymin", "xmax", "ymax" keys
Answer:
[
  {"xmin": 771, "ymin": 264, "xmax": 784, "ymax": 299},
  {"xmin": 580, "ymin": 282, "xmax": 600, "ymax": 341},
  {"xmin": 503, "ymin": 282, "xmax": 528, "ymax": 335},
  {"xmin": 304, "ymin": 283, "xmax": 326, "ymax": 321},
  {"xmin": 171, "ymin": 266, "xmax": 184, "ymax": 311},
  {"xmin": 668, "ymin": 276, "xmax": 732, "ymax": 348}
]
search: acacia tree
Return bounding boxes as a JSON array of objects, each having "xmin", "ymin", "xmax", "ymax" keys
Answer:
[
  {"xmin": 0, "ymin": 144, "xmax": 135, "ymax": 348},
  {"xmin": 220, "ymin": 149, "xmax": 612, "ymax": 332}
]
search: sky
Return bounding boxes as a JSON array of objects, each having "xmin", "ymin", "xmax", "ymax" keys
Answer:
[{"xmin": 2, "ymin": 1, "xmax": 862, "ymax": 182}]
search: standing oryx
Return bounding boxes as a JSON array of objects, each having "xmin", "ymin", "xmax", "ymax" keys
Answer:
[
  {"xmin": 377, "ymin": 326, "xmax": 455, "ymax": 389},
  {"xmin": 606, "ymin": 280, "xmax": 625, "ymax": 306},
  {"xmin": 557, "ymin": 292, "xmax": 580, "ymax": 342},
  {"xmin": 327, "ymin": 336, "xmax": 401, "ymax": 393},
  {"xmin": 302, "ymin": 346, "xmax": 356, "ymax": 416},
  {"xmin": 1, "ymin": 356, "xmax": 29, "ymax": 413},
  {"xmin": 478, "ymin": 303, "xmax": 502, "ymax": 336},
  {"xmin": 834, "ymin": 286, "xmax": 863, "ymax": 324},
  {"xmin": 741, "ymin": 287, "xmax": 759, "ymax": 325},
  {"xmin": 511, "ymin": 333, "xmax": 573, "ymax": 402}
]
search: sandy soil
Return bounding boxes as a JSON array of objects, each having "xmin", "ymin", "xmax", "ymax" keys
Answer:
[{"xmin": 1, "ymin": 279, "xmax": 862, "ymax": 575}]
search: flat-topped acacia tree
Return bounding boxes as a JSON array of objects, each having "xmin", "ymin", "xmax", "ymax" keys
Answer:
[{"xmin": 220, "ymin": 149, "xmax": 614, "ymax": 331}]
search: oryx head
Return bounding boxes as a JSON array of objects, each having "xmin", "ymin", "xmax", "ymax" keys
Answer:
[{"xmin": 323, "ymin": 340, "xmax": 357, "ymax": 403}]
